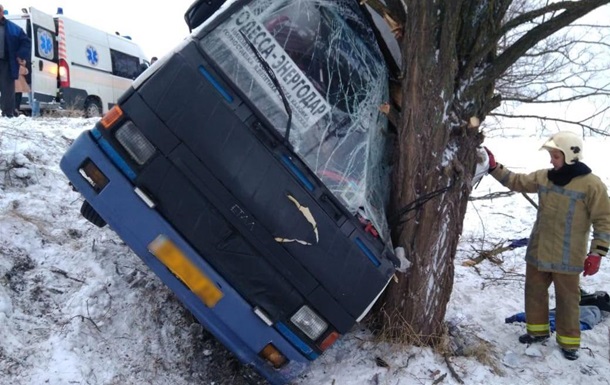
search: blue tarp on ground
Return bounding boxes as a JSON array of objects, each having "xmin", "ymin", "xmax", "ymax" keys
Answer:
[{"xmin": 505, "ymin": 305, "xmax": 602, "ymax": 331}]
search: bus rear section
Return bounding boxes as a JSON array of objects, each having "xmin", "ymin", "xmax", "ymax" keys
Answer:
[{"xmin": 60, "ymin": 0, "xmax": 398, "ymax": 383}]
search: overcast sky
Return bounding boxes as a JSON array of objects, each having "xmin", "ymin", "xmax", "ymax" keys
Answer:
[
  {"xmin": 2, "ymin": 1, "xmax": 608, "ymax": 64},
  {"xmin": 2, "ymin": 0, "xmax": 196, "ymax": 58}
]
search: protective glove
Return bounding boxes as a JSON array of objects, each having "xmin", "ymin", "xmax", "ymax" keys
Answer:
[
  {"xmin": 484, "ymin": 147, "xmax": 497, "ymax": 171},
  {"xmin": 583, "ymin": 253, "xmax": 601, "ymax": 276}
]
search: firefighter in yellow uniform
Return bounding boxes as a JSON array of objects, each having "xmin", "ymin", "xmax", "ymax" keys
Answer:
[{"xmin": 485, "ymin": 131, "xmax": 610, "ymax": 360}]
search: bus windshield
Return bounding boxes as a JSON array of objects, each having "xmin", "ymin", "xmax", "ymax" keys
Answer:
[{"xmin": 200, "ymin": 0, "xmax": 392, "ymax": 242}]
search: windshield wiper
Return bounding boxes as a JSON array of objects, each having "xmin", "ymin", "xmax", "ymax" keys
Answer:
[{"xmin": 239, "ymin": 30, "xmax": 293, "ymax": 144}]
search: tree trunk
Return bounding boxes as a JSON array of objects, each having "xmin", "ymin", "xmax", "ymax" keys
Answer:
[
  {"xmin": 372, "ymin": 1, "xmax": 491, "ymax": 345},
  {"xmin": 372, "ymin": 0, "xmax": 610, "ymax": 345}
]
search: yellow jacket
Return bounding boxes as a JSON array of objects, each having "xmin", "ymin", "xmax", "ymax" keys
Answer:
[{"xmin": 490, "ymin": 164, "xmax": 610, "ymax": 273}]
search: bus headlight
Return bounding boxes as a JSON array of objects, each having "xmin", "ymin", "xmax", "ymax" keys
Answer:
[
  {"xmin": 290, "ymin": 305, "xmax": 327, "ymax": 341},
  {"xmin": 115, "ymin": 121, "xmax": 156, "ymax": 165}
]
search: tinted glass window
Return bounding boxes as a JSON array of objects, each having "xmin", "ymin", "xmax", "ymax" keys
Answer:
[{"xmin": 110, "ymin": 49, "xmax": 140, "ymax": 79}]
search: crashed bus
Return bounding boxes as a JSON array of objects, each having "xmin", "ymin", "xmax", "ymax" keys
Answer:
[{"xmin": 60, "ymin": 0, "xmax": 399, "ymax": 383}]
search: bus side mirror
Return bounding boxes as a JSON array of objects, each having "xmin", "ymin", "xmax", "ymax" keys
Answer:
[{"xmin": 184, "ymin": 0, "xmax": 226, "ymax": 32}]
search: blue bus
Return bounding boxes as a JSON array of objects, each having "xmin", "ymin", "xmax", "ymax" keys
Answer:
[{"xmin": 60, "ymin": 1, "xmax": 399, "ymax": 383}]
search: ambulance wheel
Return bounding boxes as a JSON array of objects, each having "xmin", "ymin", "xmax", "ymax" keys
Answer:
[
  {"xmin": 84, "ymin": 99, "xmax": 102, "ymax": 118},
  {"xmin": 80, "ymin": 201, "xmax": 107, "ymax": 228}
]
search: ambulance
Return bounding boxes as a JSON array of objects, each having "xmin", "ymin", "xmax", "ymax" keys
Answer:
[{"xmin": 6, "ymin": 7, "xmax": 148, "ymax": 116}]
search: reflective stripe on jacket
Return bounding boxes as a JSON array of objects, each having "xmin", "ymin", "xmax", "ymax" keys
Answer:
[{"xmin": 490, "ymin": 165, "xmax": 610, "ymax": 273}]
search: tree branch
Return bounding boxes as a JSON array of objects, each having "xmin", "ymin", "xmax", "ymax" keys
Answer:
[
  {"xmin": 479, "ymin": 0, "xmax": 610, "ymax": 90},
  {"xmin": 490, "ymin": 110, "xmax": 610, "ymax": 135},
  {"xmin": 501, "ymin": 1, "xmax": 590, "ymax": 36},
  {"xmin": 502, "ymin": 91, "xmax": 610, "ymax": 103},
  {"xmin": 465, "ymin": 1, "xmax": 608, "ymax": 79}
]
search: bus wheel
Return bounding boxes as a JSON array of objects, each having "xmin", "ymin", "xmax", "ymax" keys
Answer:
[
  {"xmin": 84, "ymin": 99, "xmax": 102, "ymax": 118},
  {"xmin": 80, "ymin": 201, "xmax": 107, "ymax": 227}
]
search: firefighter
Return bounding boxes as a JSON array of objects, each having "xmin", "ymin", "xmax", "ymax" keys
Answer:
[{"xmin": 485, "ymin": 131, "xmax": 610, "ymax": 360}]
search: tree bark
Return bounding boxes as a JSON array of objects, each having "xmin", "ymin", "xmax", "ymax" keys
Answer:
[{"xmin": 371, "ymin": 0, "xmax": 610, "ymax": 345}]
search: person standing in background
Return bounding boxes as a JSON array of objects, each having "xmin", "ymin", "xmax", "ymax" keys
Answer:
[
  {"xmin": 0, "ymin": 4, "xmax": 31, "ymax": 118},
  {"xmin": 14, "ymin": 57, "xmax": 29, "ymax": 115}
]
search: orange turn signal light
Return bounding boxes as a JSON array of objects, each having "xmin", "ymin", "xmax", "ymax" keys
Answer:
[
  {"xmin": 318, "ymin": 331, "xmax": 340, "ymax": 352},
  {"xmin": 259, "ymin": 343, "xmax": 287, "ymax": 369},
  {"xmin": 100, "ymin": 105, "xmax": 124, "ymax": 129},
  {"xmin": 78, "ymin": 159, "xmax": 108, "ymax": 193}
]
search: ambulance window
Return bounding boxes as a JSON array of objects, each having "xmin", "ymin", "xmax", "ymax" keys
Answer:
[
  {"xmin": 110, "ymin": 50, "xmax": 141, "ymax": 79},
  {"xmin": 33, "ymin": 25, "xmax": 56, "ymax": 61}
]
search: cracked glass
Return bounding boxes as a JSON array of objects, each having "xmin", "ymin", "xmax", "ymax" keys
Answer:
[{"xmin": 200, "ymin": 0, "xmax": 393, "ymax": 244}]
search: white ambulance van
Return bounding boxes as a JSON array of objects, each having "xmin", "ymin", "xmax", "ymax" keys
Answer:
[{"xmin": 7, "ymin": 7, "xmax": 149, "ymax": 117}]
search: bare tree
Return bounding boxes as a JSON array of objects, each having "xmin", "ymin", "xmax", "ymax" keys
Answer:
[
  {"xmin": 492, "ymin": 1, "xmax": 610, "ymax": 135},
  {"xmin": 368, "ymin": 0, "xmax": 610, "ymax": 345}
]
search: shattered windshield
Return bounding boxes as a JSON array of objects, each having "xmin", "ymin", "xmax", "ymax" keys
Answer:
[{"xmin": 200, "ymin": 0, "xmax": 392, "ymax": 243}]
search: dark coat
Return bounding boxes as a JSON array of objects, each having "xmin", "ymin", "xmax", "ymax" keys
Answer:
[{"xmin": 3, "ymin": 18, "xmax": 31, "ymax": 80}]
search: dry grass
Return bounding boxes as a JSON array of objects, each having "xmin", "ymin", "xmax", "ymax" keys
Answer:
[
  {"xmin": 41, "ymin": 107, "xmax": 85, "ymax": 118},
  {"xmin": 460, "ymin": 338, "xmax": 505, "ymax": 375},
  {"xmin": 366, "ymin": 305, "xmax": 506, "ymax": 379}
]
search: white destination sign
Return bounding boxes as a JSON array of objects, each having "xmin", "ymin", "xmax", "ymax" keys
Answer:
[{"xmin": 219, "ymin": 7, "xmax": 330, "ymax": 129}]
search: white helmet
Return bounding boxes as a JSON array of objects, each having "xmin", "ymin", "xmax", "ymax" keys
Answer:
[{"xmin": 540, "ymin": 131, "xmax": 583, "ymax": 165}]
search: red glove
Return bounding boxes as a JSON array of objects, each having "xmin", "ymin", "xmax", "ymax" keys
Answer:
[
  {"xmin": 583, "ymin": 253, "xmax": 601, "ymax": 276},
  {"xmin": 484, "ymin": 147, "xmax": 497, "ymax": 171}
]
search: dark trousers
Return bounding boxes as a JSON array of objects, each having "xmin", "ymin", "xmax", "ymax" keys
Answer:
[
  {"xmin": 0, "ymin": 60, "xmax": 15, "ymax": 117},
  {"xmin": 15, "ymin": 92, "xmax": 22, "ymax": 111}
]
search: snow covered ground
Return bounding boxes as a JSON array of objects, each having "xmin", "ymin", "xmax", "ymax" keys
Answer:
[{"xmin": 1, "ymin": 116, "xmax": 610, "ymax": 385}]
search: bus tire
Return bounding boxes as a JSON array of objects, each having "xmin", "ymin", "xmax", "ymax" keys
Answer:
[{"xmin": 80, "ymin": 200, "xmax": 107, "ymax": 227}]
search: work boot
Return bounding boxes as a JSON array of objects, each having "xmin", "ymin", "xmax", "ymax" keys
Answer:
[
  {"xmin": 561, "ymin": 348, "xmax": 579, "ymax": 360},
  {"xmin": 518, "ymin": 334, "xmax": 549, "ymax": 344}
]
